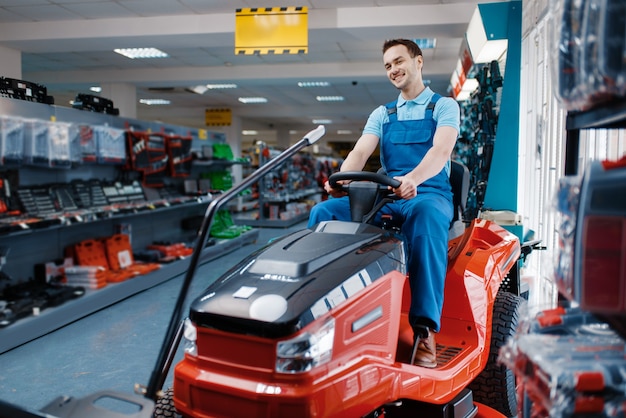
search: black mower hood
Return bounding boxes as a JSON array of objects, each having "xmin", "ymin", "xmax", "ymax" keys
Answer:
[{"xmin": 189, "ymin": 221, "xmax": 405, "ymax": 338}]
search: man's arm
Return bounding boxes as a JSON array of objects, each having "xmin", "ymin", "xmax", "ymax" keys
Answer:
[
  {"xmin": 340, "ymin": 133, "xmax": 379, "ymax": 172},
  {"xmin": 324, "ymin": 133, "xmax": 379, "ymax": 196},
  {"xmin": 391, "ymin": 125, "xmax": 458, "ymax": 199}
]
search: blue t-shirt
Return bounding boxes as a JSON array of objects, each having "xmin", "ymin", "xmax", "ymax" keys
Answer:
[{"xmin": 363, "ymin": 87, "xmax": 460, "ymax": 138}]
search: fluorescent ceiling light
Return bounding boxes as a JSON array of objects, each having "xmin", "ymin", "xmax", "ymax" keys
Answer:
[
  {"xmin": 89, "ymin": 86, "xmax": 102, "ymax": 93},
  {"xmin": 242, "ymin": 130, "xmax": 258, "ymax": 135},
  {"xmin": 455, "ymin": 90, "xmax": 472, "ymax": 102},
  {"xmin": 337, "ymin": 130, "xmax": 352, "ymax": 135},
  {"xmin": 414, "ymin": 38, "xmax": 437, "ymax": 49},
  {"xmin": 187, "ymin": 85, "xmax": 208, "ymax": 95},
  {"xmin": 461, "ymin": 78, "xmax": 479, "ymax": 93},
  {"xmin": 312, "ymin": 119, "xmax": 332, "ymax": 124},
  {"xmin": 238, "ymin": 97, "xmax": 268, "ymax": 103},
  {"xmin": 316, "ymin": 96, "xmax": 344, "ymax": 102},
  {"xmin": 139, "ymin": 99, "xmax": 171, "ymax": 105},
  {"xmin": 455, "ymin": 79, "xmax": 480, "ymax": 101},
  {"xmin": 465, "ymin": 7, "xmax": 507, "ymax": 63},
  {"xmin": 187, "ymin": 83, "xmax": 238, "ymax": 94},
  {"xmin": 206, "ymin": 84, "xmax": 238, "ymax": 89},
  {"xmin": 114, "ymin": 48, "xmax": 168, "ymax": 59},
  {"xmin": 298, "ymin": 81, "xmax": 330, "ymax": 87}
]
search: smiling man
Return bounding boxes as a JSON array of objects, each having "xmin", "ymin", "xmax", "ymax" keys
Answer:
[{"xmin": 308, "ymin": 38, "xmax": 460, "ymax": 368}]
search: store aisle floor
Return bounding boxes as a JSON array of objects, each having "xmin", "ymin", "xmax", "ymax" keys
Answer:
[{"xmin": 0, "ymin": 221, "xmax": 308, "ymax": 412}]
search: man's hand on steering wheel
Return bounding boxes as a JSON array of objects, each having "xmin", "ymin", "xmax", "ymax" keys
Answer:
[
  {"xmin": 324, "ymin": 179, "xmax": 348, "ymax": 198},
  {"xmin": 328, "ymin": 171, "xmax": 402, "ymax": 200},
  {"xmin": 390, "ymin": 175, "xmax": 417, "ymax": 199}
]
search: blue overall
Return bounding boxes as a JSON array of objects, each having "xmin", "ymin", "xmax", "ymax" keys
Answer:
[{"xmin": 308, "ymin": 95, "xmax": 453, "ymax": 332}]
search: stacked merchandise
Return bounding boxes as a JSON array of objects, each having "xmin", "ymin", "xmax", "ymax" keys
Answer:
[
  {"xmin": 209, "ymin": 210, "xmax": 252, "ymax": 239},
  {"xmin": 22, "ymin": 118, "xmax": 80, "ymax": 169},
  {"xmin": 145, "ymin": 241, "xmax": 194, "ymax": 263},
  {"xmin": 0, "ymin": 279, "xmax": 85, "ymax": 328},
  {"xmin": 0, "ymin": 115, "xmax": 25, "ymax": 166},
  {"xmin": 500, "ymin": 307, "xmax": 626, "ymax": 417},
  {"xmin": 0, "ymin": 77, "xmax": 54, "ymax": 104},
  {"xmin": 500, "ymin": 157, "xmax": 626, "ymax": 417},
  {"xmin": 72, "ymin": 93, "xmax": 119, "ymax": 115},
  {"xmin": 126, "ymin": 130, "xmax": 169, "ymax": 187},
  {"xmin": 553, "ymin": 0, "xmax": 626, "ymax": 111},
  {"xmin": 64, "ymin": 233, "xmax": 160, "ymax": 289},
  {"xmin": 166, "ymin": 134, "xmax": 193, "ymax": 177},
  {"xmin": 77, "ymin": 124, "xmax": 127, "ymax": 165},
  {"xmin": 0, "ymin": 248, "xmax": 84, "ymax": 328}
]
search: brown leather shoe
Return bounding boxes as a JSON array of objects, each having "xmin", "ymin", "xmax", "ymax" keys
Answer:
[{"xmin": 411, "ymin": 328, "xmax": 437, "ymax": 368}]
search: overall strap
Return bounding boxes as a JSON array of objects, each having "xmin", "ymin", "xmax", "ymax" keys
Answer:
[
  {"xmin": 385, "ymin": 93, "xmax": 441, "ymax": 121},
  {"xmin": 385, "ymin": 100, "xmax": 398, "ymax": 122},
  {"xmin": 425, "ymin": 93, "xmax": 441, "ymax": 119}
]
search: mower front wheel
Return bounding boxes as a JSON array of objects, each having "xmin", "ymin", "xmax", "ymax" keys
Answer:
[
  {"xmin": 153, "ymin": 388, "xmax": 181, "ymax": 418},
  {"xmin": 469, "ymin": 291, "xmax": 523, "ymax": 417}
]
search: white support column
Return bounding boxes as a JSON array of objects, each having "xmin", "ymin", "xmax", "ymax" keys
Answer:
[
  {"xmin": 0, "ymin": 45, "xmax": 22, "ymax": 79},
  {"xmin": 100, "ymin": 82, "xmax": 137, "ymax": 118}
]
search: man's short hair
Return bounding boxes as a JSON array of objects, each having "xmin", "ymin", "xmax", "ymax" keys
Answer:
[{"xmin": 383, "ymin": 39, "xmax": 423, "ymax": 58}]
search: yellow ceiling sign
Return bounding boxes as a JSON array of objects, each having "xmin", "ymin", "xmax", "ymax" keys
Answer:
[
  {"xmin": 205, "ymin": 108, "xmax": 232, "ymax": 127},
  {"xmin": 235, "ymin": 7, "xmax": 308, "ymax": 55}
]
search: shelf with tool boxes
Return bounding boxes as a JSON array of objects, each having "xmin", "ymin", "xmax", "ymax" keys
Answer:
[
  {"xmin": 502, "ymin": 1, "xmax": 626, "ymax": 414},
  {"xmin": 0, "ymin": 96, "xmax": 258, "ymax": 354},
  {"xmin": 232, "ymin": 141, "xmax": 322, "ymax": 227},
  {"xmin": 502, "ymin": 101, "xmax": 626, "ymax": 418}
]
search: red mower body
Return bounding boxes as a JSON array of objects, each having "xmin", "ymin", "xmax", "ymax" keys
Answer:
[{"xmin": 173, "ymin": 218, "xmax": 520, "ymax": 418}]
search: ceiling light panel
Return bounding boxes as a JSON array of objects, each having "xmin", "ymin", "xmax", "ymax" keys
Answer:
[
  {"xmin": 139, "ymin": 99, "xmax": 171, "ymax": 105},
  {"xmin": 298, "ymin": 81, "xmax": 330, "ymax": 87},
  {"xmin": 414, "ymin": 38, "xmax": 437, "ymax": 49},
  {"xmin": 316, "ymin": 96, "xmax": 344, "ymax": 102},
  {"xmin": 206, "ymin": 84, "xmax": 238, "ymax": 89},
  {"xmin": 238, "ymin": 97, "xmax": 268, "ymax": 103},
  {"xmin": 114, "ymin": 48, "xmax": 169, "ymax": 59}
]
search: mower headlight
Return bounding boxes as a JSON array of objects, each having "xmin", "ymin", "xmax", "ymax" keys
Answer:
[
  {"xmin": 183, "ymin": 318, "xmax": 197, "ymax": 357},
  {"xmin": 275, "ymin": 318, "xmax": 335, "ymax": 373}
]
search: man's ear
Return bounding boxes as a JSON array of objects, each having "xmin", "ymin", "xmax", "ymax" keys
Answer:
[{"xmin": 416, "ymin": 55, "xmax": 424, "ymax": 69}]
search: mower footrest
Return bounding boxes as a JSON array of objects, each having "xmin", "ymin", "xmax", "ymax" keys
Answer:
[{"xmin": 40, "ymin": 390, "xmax": 154, "ymax": 418}]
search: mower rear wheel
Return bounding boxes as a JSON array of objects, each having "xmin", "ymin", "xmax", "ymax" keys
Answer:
[
  {"xmin": 469, "ymin": 291, "xmax": 523, "ymax": 417},
  {"xmin": 153, "ymin": 388, "xmax": 181, "ymax": 418}
]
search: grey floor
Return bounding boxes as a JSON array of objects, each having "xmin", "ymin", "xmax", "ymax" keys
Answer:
[{"xmin": 0, "ymin": 221, "xmax": 307, "ymax": 412}]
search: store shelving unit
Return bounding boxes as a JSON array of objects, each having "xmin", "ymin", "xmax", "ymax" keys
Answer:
[
  {"xmin": 0, "ymin": 227, "xmax": 257, "ymax": 354},
  {"xmin": 0, "ymin": 97, "xmax": 259, "ymax": 353},
  {"xmin": 232, "ymin": 143, "xmax": 321, "ymax": 228},
  {"xmin": 564, "ymin": 99, "xmax": 626, "ymax": 175},
  {"xmin": 507, "ymin": 98, "xmax": 626, "ymax": 417}
]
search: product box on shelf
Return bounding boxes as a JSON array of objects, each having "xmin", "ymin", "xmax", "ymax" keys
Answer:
[
  {"xmin": 0, "ymin": 116, "xmax": 24, "ymax": 166},
  {"xmin": 553, "ymin": 158, "xmax": 626, "ymax": 315},
  {"xmin": 500, "ymin": 305, "xmax": 626, "ymax": 418}
]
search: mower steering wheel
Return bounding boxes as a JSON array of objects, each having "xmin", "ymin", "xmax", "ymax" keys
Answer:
[
  {"xmin": 328, "ymin": 171, "xmax": 401, "ymax": 223},
  {"xmin": 329, "ymin": 171, "xmax": 401, "ymax": 192}
]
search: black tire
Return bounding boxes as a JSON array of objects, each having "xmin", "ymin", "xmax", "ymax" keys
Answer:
[
  {"xmin": 153, "ymin": 388, "xmax": 181, "ymax": 418},
  {"xmin": 469, "ymin": 291, "xmax": 523, "ymax": 417}
]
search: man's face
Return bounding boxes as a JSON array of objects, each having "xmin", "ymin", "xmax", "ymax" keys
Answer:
[{"xmin": 383, "ymin": 44, "xmax": 423, "ymax": 91}]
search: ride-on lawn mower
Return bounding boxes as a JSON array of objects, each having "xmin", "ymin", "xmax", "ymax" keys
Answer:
[{"xmin": 0, "ymin": 125, "xmax": 526, "ymax": 418}]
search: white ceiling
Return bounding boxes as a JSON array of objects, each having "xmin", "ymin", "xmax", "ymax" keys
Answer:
[{"xmin": 0, "ymin": 0, "xmax": 498, "ymax": 144}]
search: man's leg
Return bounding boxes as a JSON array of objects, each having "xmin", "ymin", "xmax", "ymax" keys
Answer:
[
  {"xmin": 400, "ymin": 193, "xmax": 452, "ymax": 367},
  {"xmin": 307, "ymin": 197, "xmax": 352, "ymax": 228}
]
